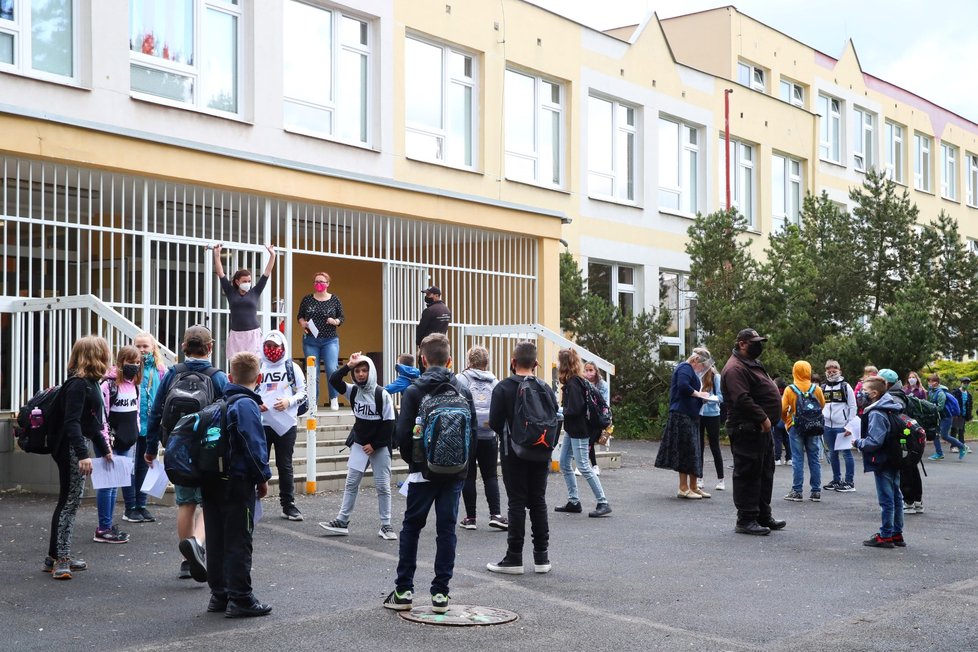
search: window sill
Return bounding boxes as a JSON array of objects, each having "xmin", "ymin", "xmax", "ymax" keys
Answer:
[
  {"xmin": 941, "ymin": 195, "xmax": 960, "ymax": 204},
  {"xmin": 504, "ymin": 176, "xmax": 570, "ymax": 195},
  {"xmin": 658, "ymin": 207, "xmax": 698, "ymax": 220},
  {"xmin": 284, "ymin": 126, "xmax": 376, "ymax": 152},
  {"xmin": 588, "ymin": 194, "xmax": 642, "ymax": 209},
  {"xmin": 405, "ymin": 154, "xmax": 482, "ymax": 175},
  {"xmin": 130, "ymin": 92, "xmax": 253, "ymax": 126},
  {"xmin": 914, "ymin": 187, "xmax": 935, "ymax": 196},
  {"xmin": 0, "ymin": 67, "xmax": 88, "ymax": 91},
  {"xmin": 818, "ymin": 158, "xmax": 846, "ymax": 170}
]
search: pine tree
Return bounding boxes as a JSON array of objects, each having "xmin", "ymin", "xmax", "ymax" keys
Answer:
[{"xmin": 559, "ymin": 251, "xmax": 586, "ymax": 333}]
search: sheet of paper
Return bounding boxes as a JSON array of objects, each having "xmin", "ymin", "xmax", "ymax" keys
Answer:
[
  {"xmin": 347, "ymin": 443, "xmax": 369, "ymax": 472},
  {"xmin": 254, "ymin": 497, "xmax": 263, "ymax": 523},
  {"xmin": 91, "ymin": 456, "xmax": 134, "ymax": 490},
  {"xmin": 398, "ymin": 480, "xmax": 409, "ymax": 497},
  {"xmin": 307, "ymin": 320, "xmax": 319, "ymax": 338},
  {"xmin": 835, "ymin": 431, "xmax": 856, "ymax": 450},
  {"xmin": 701, "ymin": 395, "xmax": 720, "ymax": 403},
  {"xmin": 140, "ymin": 462, "xmax": 170, "ymax": 498},
  {"xmin": 844, "ymin": 417, "xmax": 862, "ymax": 440}
]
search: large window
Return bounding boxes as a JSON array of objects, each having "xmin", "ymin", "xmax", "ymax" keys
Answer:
[
  {"xmin": 588, "ymin": 261, "xmax": 636, "ymax": 316},
  {"xmin": 772, "ymin": 154, "xmax": 802, "ymax": 233},
  {"xmin": 968, "ymin": 153, "xmax": 978, "ymax": 209},
  {"xmin": 405, "ymin": 36, "xmax": 474, "ymax": 167},
  {"xmin": 588, "ymin": 95, "xmax": 637, "ymax": 202},
  {"xmin": 718, "ymin": 137, "xmax": 755, "ymax": 227},
  {"xmin": 853, "ymin": 107, "xmax": 875, "ymax": 171},
  {"xmin": 658, "ymin": 117, "xmax": 700, "ymax": 214},
  {"xmin": 818, "ymin": 94, "xmax": 842, "ymax": 163},
  {"xmin": 779, "ymin": 78, "xmax": 804, "ymax": 107},
  {"xmin": 914, "ymin": 132, "xmax": 932, "ymax": 192},
  {"xmin": 0, "ymin": 0, "xmax": 74, "ymax": 78},
  {"xmin": 659, "ymin": 271, "xmax": 697, "ymax": 360},
  {"xmin": 283, "ymin": 1, "xmax": 370, "ymax": 145},
  {"xmin": 885, "ymin": 121, "xmax": 904, "ymax": 183},
  {"xmin": 505, "ymin": 69, "xmax": 563, "ymax": 187},
  {"xmin": 737, "ymin": 60, "xmax": 765, "ymax": 92},
  {"xmin": 129, "ymin": 0, "xmax": 241, "ymax": 114},
  {"xmin": 941, "ymin": 142, "xmax": 958, "ymax": 201}
]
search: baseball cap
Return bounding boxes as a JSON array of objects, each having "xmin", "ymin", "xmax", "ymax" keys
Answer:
[
  {"xmin": 962, "ymin": 377, "xmax": 972, "ymax": 383},
  {"xmin": 878, "ymin": 368, "xmax": 899, "ymax": 384},
  {"xmin": 736, "ymin": 328, "xmax": 768, "ymax": 343},
  {"xmin": 422, "ymin": 286, "xmax": 442, "ymax": 295}
]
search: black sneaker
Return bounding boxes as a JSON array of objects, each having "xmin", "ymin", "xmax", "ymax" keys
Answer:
[
  {"xmin": 783, "ymin": 490, "xmax": 803, "ymax": 502},
  {"xmin": 488, "ymin": 514, "xmax": 509, "ymax": 530},
  {"xmin": 863, "ymin": 533, "xmax": 895, "ymax": 548},
  {"xmin": 225, "ymin": 598, "xmax": 272, "ymax": 618},
  {"xmin": 431, "ymin": 593, "xmax": 450, "ymax": 614},
  {"xmin": 588, "ymin": 503, "xmax": 612, "ymax": 518},
  {"xmin": 836, "ymin": 482, "xmax": 856, "ymax": 493},
  {"xmin": 810, "ymin": 491, "xmax": 821, "ymax": 502},
  {"xmin": 533, "ymin": 550, "xmax": 551, "ymax": 574},
  {"xmin": 179, "ymin": 560, "xmax": 192, "ymax": 579},
  {"xmin": 891, "ymin": 533, "xmax": 907, "ymax": 547},
  {"xmin": 318, "ymin": 519, "xmax": 349, "ymax": 535},
  {"xmin": 43, "ymin": 556, "xmax": 87, "ymax": 573},
  {"xmin": 383, "ymin": 589, "xmax": 413, "ymax": 611},
  {"xmin": 93, "ymin": 526, "xmax": 130, "ymax": 544},
  {"xmin": 487, "ymin": 555, "xmax": 524, "ymax": 575},
  {"xmin": 179, "ymin": 538, "xmax": 207, "ymax": 583},
  {"xmin": 138, "ymin": 507, "xmax": 156, "ymax": 522},
  {"xmin": 282, "ymin": 504, "xmax": 304, "ymax": 521},
  {"xmin": 822, "ymin": 480, "xmax": 841, "ymax": 491},
  {"xmin": 207, "ymin": 593, "xmax": 229, "ymax": 613},
  {"xmin": 554, "ymin": 501, "xmax": 582, "ymax": 513},
  {"xmin": 123, "ymin": 508, "xmax": 145, "ymax": 523}
]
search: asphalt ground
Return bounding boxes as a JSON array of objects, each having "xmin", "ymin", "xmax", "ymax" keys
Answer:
[{"xmin": 1, "ymin": 440, "xmax": 977, "ymax": 652}]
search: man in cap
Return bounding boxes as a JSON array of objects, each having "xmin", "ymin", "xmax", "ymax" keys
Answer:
[
  {"xmin": 416, "ymin": 286, "xmax": 452, "ymax": 372},
  {"xmin": 720, "ymin": 328, "xmax": 785, "ymax": 535}
]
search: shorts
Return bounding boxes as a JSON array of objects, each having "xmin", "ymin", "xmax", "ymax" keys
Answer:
[{"xmin": 174, "ymin": 484, "xmax": 203, "ymax": 506}]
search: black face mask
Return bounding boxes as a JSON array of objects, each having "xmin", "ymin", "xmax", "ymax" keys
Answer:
[
  {"xmin": 122, "ymin": 363, "xmax": 140, "ymax": 380},
  {"xmin": 746, "ymin": 341, "xmax": 764, "ymax": 358},
  {"xmin": 424, "ymin": 296, "xmax": 435, "ymax": 307}
]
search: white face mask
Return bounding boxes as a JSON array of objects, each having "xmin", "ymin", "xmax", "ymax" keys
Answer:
[
  {"xmin": 908, "ymin": 377, "xmax": 918, "ymax": 386},
  {"xmin": 239, "ymin": 282, "xmax": 252, "ymax": 292}
]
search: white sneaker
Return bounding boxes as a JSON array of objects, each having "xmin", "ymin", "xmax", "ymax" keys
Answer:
[
  {"xmin": 593, "ymin": 465, "xmax": 601, "ymax": 476},
  {"xmin": 914, "ymin": 501, "xmax": 923, "ymax": 513},
  {"xmin": 774, "ymin": 459, "xmax": 783, "ymax": 466},
  {"xmin": 715, "ymin": 479, "xmax": 725, "ymax": 491},
  {"xmin": 378, "ymin": 524, "xmax": 398, "ymax": 540},
  {"xmin": 573, "ymin": 467, "xmax": 582, "ymax": 476},
  {"xmin": 329, "ymin": 397, "xmax": 339, "ymax": 411}
]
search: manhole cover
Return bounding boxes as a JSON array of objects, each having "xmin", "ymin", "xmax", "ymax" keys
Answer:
[{"xmin": 399, "ymin": 604, "xmax": 519, "ymax": 627}]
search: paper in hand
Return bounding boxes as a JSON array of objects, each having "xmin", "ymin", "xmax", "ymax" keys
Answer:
[
  {"xmin": 140, "ymin": 462, "xmax": 170, "ymax": 498},
  {"xmin": 91, "ymin": 456, "xmax": 134, "ymax": 490}
]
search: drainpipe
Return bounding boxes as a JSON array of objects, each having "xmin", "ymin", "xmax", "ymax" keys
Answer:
[{"xmin": 724, "ymin": 88, "xmax": 734, "ymax": 211}]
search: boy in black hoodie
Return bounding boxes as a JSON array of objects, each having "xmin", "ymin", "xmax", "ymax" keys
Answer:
[{"xmin": 383, "ymin": 334, "xmax": 476, "ymax": 614}]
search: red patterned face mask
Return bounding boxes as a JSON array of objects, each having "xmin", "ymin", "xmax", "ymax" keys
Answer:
[{"xmin": 264, "ymin": 343, "xmax": 285, "ymax": 363}]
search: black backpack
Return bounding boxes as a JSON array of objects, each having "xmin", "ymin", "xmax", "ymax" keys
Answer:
[
  {"xmin": 160, "ymin": 364, "xmax": 220, "ymax": 446},
  {"xmin": 789, "ymin": 384, "xmax": 824, "ymax": 437},
  {"xmin": 164, "ymin": 395, "xmax": 247, "ymax": 486},
  {"xmin": 417, "ymin": 383, "xmax": 472, "ymax": 478},
  {"xmin": 509, "ymin": 375, "xmax": 560, "ymax": 461},
  {"xmin": 884, "ymin": 411, "xmax": 927, "ymax": 471},
  {"xmin": 584, "ymin": 381, "xmax": 613, "ymax": 431},
  {"xmin": 15, "ymin": 383, "xmax": 69, "ymax": 454}
]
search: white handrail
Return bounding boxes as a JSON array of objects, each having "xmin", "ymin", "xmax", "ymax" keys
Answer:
[{"xmin": 462, "ymin": 323, "xmax": 615, "ymax": 377}]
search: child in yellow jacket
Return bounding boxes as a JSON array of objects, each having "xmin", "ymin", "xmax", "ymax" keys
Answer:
[{"xmin": 781, "ymin": 361, "xmax": 826, "ymax": 502}]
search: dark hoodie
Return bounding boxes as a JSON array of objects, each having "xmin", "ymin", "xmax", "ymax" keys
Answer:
[
  {"xmin": 224, "ymin": 384, "xmax": 272, "ymax": 483},
  {"xmin": 396, "ymin": 366, "xmax": 477, "ymax": 480}
]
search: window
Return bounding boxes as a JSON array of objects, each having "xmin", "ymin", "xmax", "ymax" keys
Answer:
[
  {"xmin": 657, "ymin": 116, "xmax": 700, "ymax": 213},
  {"xmin": 0, "ymin": 0, "xmax": 74, "ymax": 78},
  {"xmin": 129, "ymin": 0, "xmax": 241, "ymax": 114},
  {"xmin": 737, "ymin": 61, "xmax": 765, "ymax": 92},
  {"xmin": 718, "ymin": 137, "xmax": 755, "ymax": 226},
  {"xmin": 818, "ymin": 94, "xmax": 842, "ymax": 163},
  {"xmin": 772, "ymin": 154, "xmax": 802, "ymax": 232},
  {"xmin": 885, "ymin": 121, "xmax": 904, "ymax": 183},
  {"xmin": 914, "ymin": 133, "xmax": 932, "ymax": 192},
  {"xmin": 969, "ymin": 238, "xmax": 978, "ymax": 257},
  {"xmin": 941, "ymin": 142, "xmax": 958, "ymax": 201},
  {"xmin": 588, "ymin": 261, "xmax": 636, "ymax": 316},
  {"xmin": 779, "ymin": 78, "xmax": 804, "ymax": 107},
  {"xmin": 853, "ymin": 107, "xmax": 875, "ymax": 171},
  {"xmin": 505, "ymin": 69, "xmax": 563, "ymax": 186},
  {"xmin": 968, "ymin": 153, "xmax": 978, "ymax": 208},
  {"xmin": 283, "ymin": 1, "xmax": 370, "ymax": 145},
  {"xmin": 405, "ymin": 36, "xmax": 475, "ymax": 167},
  {"xmin": 588, "ymin": 95, "xmax": 637, "ymax": 202},
  {"xmin": 659, "ymin": 271, "xmax": 697, "ymax": 360}
]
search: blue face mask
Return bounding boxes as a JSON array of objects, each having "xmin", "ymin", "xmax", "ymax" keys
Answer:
[{"xmin": 143, "ymin": 353, "xmax": 154, "ymax": 366}]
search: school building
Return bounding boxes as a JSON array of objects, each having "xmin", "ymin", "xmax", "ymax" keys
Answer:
[{"xmin": 2, "ymin": 0, "xmax": 978, "ymax": 418}]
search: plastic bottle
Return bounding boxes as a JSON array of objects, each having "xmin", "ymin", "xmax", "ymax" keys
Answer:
[
  {"xmin": 30, "ymin": 407, "xmax": 44, "ymax": 429},
  {"xmin": 412, "ymin": 417, "xmax": 425, "ymax": 464}
]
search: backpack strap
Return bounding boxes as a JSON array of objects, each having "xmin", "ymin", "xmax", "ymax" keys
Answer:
[{"xmin": 373, "ymin": 386, "xmax": 384, "ymax": 417}]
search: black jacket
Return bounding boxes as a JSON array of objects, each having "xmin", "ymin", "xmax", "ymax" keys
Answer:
[
  {"xmin": 720, "ymin": 350, "xmax": 781, "ymax": 431},
  {"xmin": 560, "ymin": 375, "xmax": 591, "ymax": 438},
  {"xmin": 415, "ymin": 301, "xmax": 452, "ymax": 346},
  {"xmin": 396, "ymin": 366, "xmax": 476, "ymax": 480},
  {"xmin": 58, "ymin": 376, "xmax": 111, "ymax": 460}
]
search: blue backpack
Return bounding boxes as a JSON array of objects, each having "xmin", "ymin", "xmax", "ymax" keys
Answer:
[
  {"xmin": 941, "ymin": 389, "xmax": 961, "ymax": 417},
  {"xmin": 416, "ymin": 383, "xmax": 473, "ymax": 479}
]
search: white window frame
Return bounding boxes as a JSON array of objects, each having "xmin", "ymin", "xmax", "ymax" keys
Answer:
[
  {"xmin": 283, "ymin": 1, "xmax": 372, "ymax": 147},
  {"xmin": 588, "ymin": 260, "xmax": 638, "ymax": 315},
  {"xmin": 941, "ymin": 142, "xmax": 958, "ymax": 201},
  {"xmin": 968, "ymin": 238, "xmax": 978, "ymax": 257},
  {"xmin": 885, "ymin": 121, "xmax": 904, "ymax": 184},
  {"xmin": 719, "ymin": 137, "xmax": 756, "ymax": 227},
  {"xmin": 967, "ymin": 153, "xmax": 978, "ymax": 209},
  {"xmin": 658, "ymin": 270, "xmax": 697, "ymax": 359},
  {"xmin": 129, "ymin": 0, "xmax": 243, "ymax": 116},
  {"xmin": 0, "ymin": 0, "xmax": 78, "ymax": 81},
  {"xmin": 915, "ymin": 132, "xmax": 932, "ymax": 192},
  {"xmin": 779, "ymin": 78, "xmax": 804, "ymax": 107},
  {"xmin": 772, "ymin": 153, "xmax": 802, "ymax": 233},
  {"xmin": 504, "ymin": 67, "xmax": 565, "ymax": 188},
  {"xmin": 587, "ymin": 94, "xmax": 639, "ymax": 204},
  {"xmin": 404, "ymin": 34, "xmax": 476, "ymax": 168},
  {"xmin": 737, "ymin": 60, "xmax": 765, "ymax": 92},
  {"xmin": 853, "ymin": 107, "xmax": 875, "ymax": 171},
  {"xmin": 818, "ymin": 94, "xmax": 843, "ymax": 164},
  {"xmin": 657, "ymin": 115, "xmax": 700, "ymax": 214}
]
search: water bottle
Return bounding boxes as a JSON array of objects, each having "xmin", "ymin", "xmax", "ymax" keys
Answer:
[
  {"xmin": 412, "ymin": 417, "xmax": 425, "ymax": 464},
  {"xmin": 30, "ymin": 407, "xmax": 44, "ymax": 429}
]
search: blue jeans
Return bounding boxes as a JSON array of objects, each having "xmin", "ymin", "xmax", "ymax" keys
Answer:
[
  {"xmin": 789, "ymin": 427, "xmax": 822, "ymax": 494},
  {"xmin": 823, "ymin": 426, "xmax": 855, "ymax": 485},
  {"xmin": 121, "ymin": 437, "xmax": 149, "ymax": 510},
  {"xmin": 396, "ymin": 479, "xmax": 463, "ymax": 596},
  {"xmin": 303, "ymin": 335, "xmax": 339, "ymax": 401},
  {"xmin": 96, "ymin": 446, "xmax": 134, "ymax": 530},
  {"xmin": 773, "ymin": 419, "xmax": 789, "ymax": 461},
  {"xmin": 873, "ymin": 468, "xmax": 904, "ymax": 538},
  {"xmin": 933, "ymin": 416, "xmax": 964, "ymax": 455},
  {"xmin": 559, "ymin": 434, "xmax": 607, "ymax": 505}
]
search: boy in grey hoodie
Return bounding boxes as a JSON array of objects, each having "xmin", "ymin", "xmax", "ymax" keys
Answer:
[{"xmin": 320, "ymin": 353, "xmax": 397, "ymax": 539}]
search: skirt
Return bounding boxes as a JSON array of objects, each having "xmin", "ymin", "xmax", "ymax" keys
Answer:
[
  {"xmin": 226, "ymin": 328, "xmax": 262, "ymax": 361},
  {"xmin": 654, "ymin": 411, "xmax": 702, "ymax": 476}
]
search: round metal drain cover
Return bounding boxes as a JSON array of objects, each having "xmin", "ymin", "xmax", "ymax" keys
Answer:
[{"xmin": 399, "ymin": 604, "xmax": 519, "ymax": 627}]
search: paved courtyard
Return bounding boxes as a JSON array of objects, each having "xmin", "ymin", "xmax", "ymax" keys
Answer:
[{"xmin": 1, "ymin": 440, "xmax": 976, "ymax": 651}]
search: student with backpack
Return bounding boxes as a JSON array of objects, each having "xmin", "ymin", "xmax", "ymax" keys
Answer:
[
  {"xmin": 93, "ymin": 346, "xmax": 144, "ymax": 544},
  {"xmin": 202, "ymin": 352, "xmax": 274, "ymax": 617},
  {"xmin": 926, "ymin": 373, "xmax": 968, "ymax": 461},
  {"xmin": 854, "ymin": 375, "xmax": 908, "ymax": 548},
  {"xmin": 583, "ymin": 361, "xmax": 609, "ymax": 474},
  {"xmin": 951, "ymin": 377, "xmax": 973, "ymax": 453},
  {"xmin": 320, "ymin": 352, "xmax": 397, "ymax": 539},
  {"xmin": 820, "ymin": 360, "xmax": 858, "ymax": 493},
  {"xmin": 456, "ymin": 345, "xmax": 507, "ymax": 531},
  {"xmin": 556, "ymin": 348, "xmax": 612, "ymax": 517},
  {"xmin": 127, "ymin": 332, "xmax": 167, "ymax": 523},
  {"xmin": 384, "ymin": 334, "xmax": 476, "ymax": 614},
  {"xmin": 782, "ymin": 361, "xmax": 826, "ymax": 502},
  {"xmin": 486, "ymin": 341, "xmax": 559, "ymax": 575},
  {"xmin": 145, "ymin": 325, "xmax": 228, "ymax": 581},
  {"xmin": 257, "ymin": 330, "xmax": 307, "ymax": 522},
  {"xmin": 879, "ymin": 369, "xmax": 927, "ymax": 514}
]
